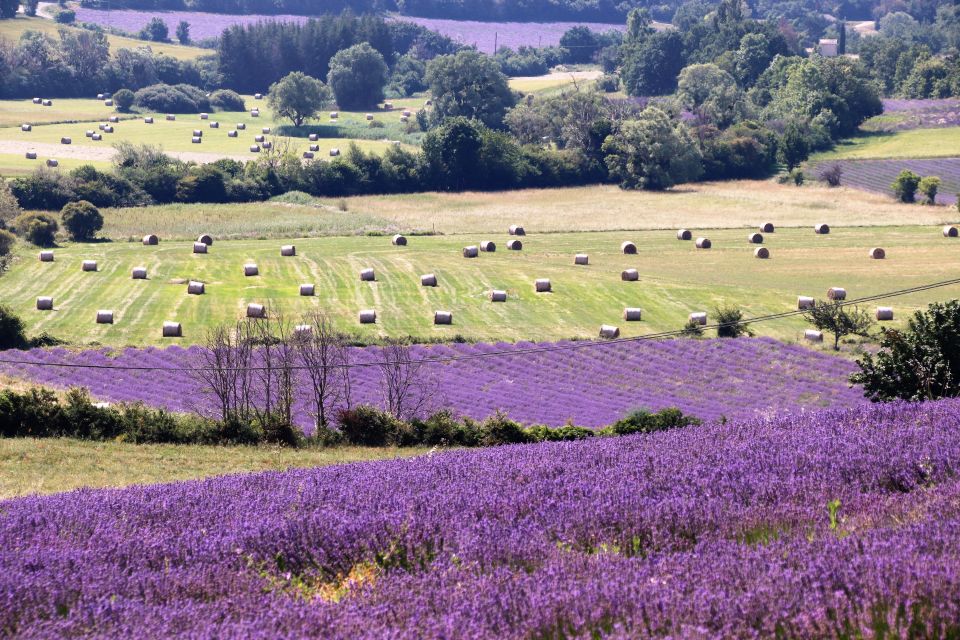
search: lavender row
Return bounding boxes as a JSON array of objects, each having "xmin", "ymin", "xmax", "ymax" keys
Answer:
[
  {"xmin": 2, "ymin": 399, "xmax": 960, "ymax": 637},
  {"xmin": 811, "ymin": 157, "xmax": 960, "ymax": 205},
  {"xmin": 0, "ymin": 337, "xmax": 863, "ymax": 429}
]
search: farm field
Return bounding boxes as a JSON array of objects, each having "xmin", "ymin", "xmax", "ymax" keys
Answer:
[
  {"xmin": 864, "ymin": 99, "xmax": 960, "ymax": 132},
  {"xmin": 4, "ymin": 224, "xmax": 960, "ymax": 346},
  {"xmin": 808, "ymin": 158, "xmax": 960, "ymax": 206},
  {"xmin": 0, "ymin": 437, "xmax": 427, "ymax": 499},
  {"xmin": 3, "ymin": 399, "xmax": 960, "ymax": 636},
  {"xmin": 0, "ymin": 14, "xmax": 208, "ymax": 61},
  {"xmin": 810, "ymin": 126, "xmax": 960, "ymax": 161}
]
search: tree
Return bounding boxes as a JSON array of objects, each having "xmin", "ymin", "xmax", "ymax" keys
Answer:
[
  {"xmin": 838, "ymin": 21, "xmax": 846, "ymax": 55},
  {"xmin": 140, "ymin": 17, "xmax": 169, "ymax": 43},
  {"xmin": 175, "ymin": 21, "xmax": 190, "ymax": 45},
  {"xmin": 112, "ymin": 89, "xmax": 135, "ymax": 112},
  {"xmin": 0, "ymin": 181, "xmax": 21, "ymax": 230},
  {"xmin": 777, "ymin": 122, "xmax": 809, "ymax": 170},
  {"xmin": 421, "ymin": 117, "xmax": 483, "ymax": 191},
  {"xmin": 676, "ymin": 63, "xmax": 747, "ymax": 128},
  {"xmin": 602, "ymin": 107, "xmax": 703, "ymax": 190},
  {"xmin": 267, "ymin": 72, "xmax": 332, "ymax": 127},
  {"xmin": 294, "ymin": 310, "xmax": 351, "ymax": 429},
  {"xmin": 0, "ymin": 305, "xmax": 27, "ymax": 350},
  {"xmin": 425, "ymin": 49, "xmax": 516, "ymax": 129},
  {"xmin": 0, "ymin": 0, "xmax": 19, "ymax": 19},
  {"xmin": 22, "ymin": 0, "xmax": 39, "ymax": 17},
  {"xmin": 715, "ymin": 305, "xmax": 752, "ymax": 338},
  {"xmin": 326, "ymin": 43, "xmax": 389, "ymax": 110},
  {"xmin": 852, "ymin": 300, "xmax": 960, "ymax": 402},
  {"xmin": 917, "ymin": 176, "xmax": 941, "ymax": 204},
  {"xmin": 891, "ymin": 169, "xmax": 921, "ymax": 202},
  {"xmin": 803, "ymin": 301, "xmax": 873, "ymax": 351},
  {"xmin": 12, "ymin": 212, "xmax": 58, "ymax": 247},
  {"xmin": 60, "ymin": 200, "xmax": 103, "ymax": 241},
  {"xmin": 559, "ymin": 26, "xmax": 600, "ymax": 64},
  {"xmin": 377, "ymin": 339, "xmax": 435, "ymax": 421},
  {"xmin": 817, "ymin": 162, "xmax": 843, "ymax": 187},
  {"xmin": 620, "ymin": 31, "xmax": 686, "ymax": 96},
  {"xmin": 0, "ymin": 229, "xmax": 14, "ymax": 256}
]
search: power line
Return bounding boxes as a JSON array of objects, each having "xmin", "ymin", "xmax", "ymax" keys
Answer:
[{"xmin": 2, "ymin": 278, "xmax": 960, "ymax": 373}]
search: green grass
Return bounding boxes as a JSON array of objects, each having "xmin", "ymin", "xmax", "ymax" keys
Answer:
[
  {"xmin": 0, "ymin": 15, "xmax": 209, "ymax": 61},
  {"xmin": 0, "ymin": 437, "xmax": 429, "ymax": 499},
  {"xmin": 508, "ymin": 70, "xmax": 602, "ymax": 95},
  {"xmin": 810, "ymin": 127, "xmax": 960, "ymax": 161},
  {"xmin": 5, "ymin": 224, "xmax": 960, "ymax": 346}
]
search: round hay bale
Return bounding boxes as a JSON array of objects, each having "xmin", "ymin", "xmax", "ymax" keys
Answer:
[
  {"xmin": 359, "ymin": 268, "xmax": 375, "ymax": 282},
  {"xmin": 309, "ymin": 144, "xmax": 320, "ymax": 152},
  {"xmin": 237, "ymin": 123, "xmax": 246, "ymax": 130},
  {"xmin": 92, "ymin": 134, "xmax": 102, "ymax": 141},
  {"xmin": 36, "ymin": 297, "xmax": 53, "ymax": 311},
  {"xmin": 21, "ymin": 124, "xmax": 31, "ymax": 132},
  {"xmin": 46, "ymin": 159, "xmax": 58, "ymax": 167},
  {"xmin": 434, "ymin": 310, "xmax": 453, "ymax": 325},
  {"xmin": 254, "ymin": 93, "xmax": 262, "ymax": 100},
  {"xmin": 87, "ymin": 129, "xmax": 95, "ymax": 137},
  {"xmin": 96, "ymin": 310, "xmax": 114, "ymax": 324},
  {"xmin": 299, "ymin": 283, "xmax": 315, "ymax": 296},
  {"xmin": 209, "ymin": 122, "xmax": 219, "ymax": 129},
  {"xmin": 574, "ymin": 253, "xmax": 589, "ymax": 265},
  {"xmin": 509, "ymin": 224, "xmax": 525, "ymax": 236},
  {"xmin": 193, "ymin": 242, "xmax": 208, "ymax": 254},
  {"xmin": 262, "ymin": 142, "xmax": 273, "ymax": 151},
  {"xmin": 623, "ymin": 307, "xmax": 642, "ymax": 321},
  {"xmin": 131, "ymin": 266, "xmax": 148, "ymax": 279},
  {"xmin": 162, "ymin": 321, "xmax": 182, "ymax": 337},
  {"xmin": 359, "ymin": 309, "xmax": 377, "ymax": 324},
  {"xmin": 228, "ymin": 130, "xmax": 238, "ymax": 137},
  {"xmin": 876, "ymin": 306, "xmax": 894, "ymax": 321},
  {"xmin": 421, "ymin": 273, "xmax": 437, "ymax": 287},
  {"xmin": 309, "ymin": 134, "xmax": 319, "ymax": 142},
  {"xmin": 761, "ymin": 222, "xmax": 775, "ymax": 233},
  {"xmin": 827, "ymin": 287, "xmax": 846, "ymax": 301},
  {"xmin": 250, "ymin": 145, "xmax": 261, "ymax": 153},
  {"xmin": 246, "ymin": 303, "xmax": 266, "ymax": 319},
  {"xmin": 39, "ymin": 251, "xmax": 54, "ymax": 262},
  {"xmin": 403, "ymin": 110, "xmax": 412, "ymax": 117},
  {"xmin": 104, "ymin": 125, "xmax": 114, "ymax": 133},
  {"xmin": 676, "ymin": 229, "xmax": 692, "ymax": 241},
  {"xmin": 198, "ymin": 234, "xmax": 213, "ymax": 246},
  {"xmin": 250, "ymin": 110, "xmax": 260, "ymax": 117},
  {"xmin": 599, "ymin": 324, "xmax": 620, "ymax": 339},
  {"xmin": 535, "ymin": 278, "xmax": 551, "ymax": 293},
  {"xmin": 815, "ymin": 223, "xmax": 830, "ymax": 234},
  {"xmin": 25, "ymin": 151, "xmax": 37, "ymax": 160},
  {"xmin": 104, "ymin": 99, "xmax": 113, "ymax": 107},
  {"xmin": 82, "ymin": 260, "xmax": 97, "ymax": 272},
  {"xmin": 200, "ymin": 113, "xmax": 209, "ymax": 120},
  {"xmin": 490, "ymin": 289, "xmax": 507, "ymax": 302},
  {"xmin": 754, "ymin": 247, "xmax": 770, "ymax": 259},
  {"xmin": 689, "ymin": 312, "xmax": 707, "ymax": 325},
  {"xmin": 943, "ymin": 226, "xmax": 958, "ymax": 238},
  {"xmin": 302, "ymin": 151, "xmax": 315, "ymax": 159},
  {"xmin": 191, "ymin": 137, "xmax": 201, "ymax": 144},
  {"xmin": 797, "ymin": 296, "xmax": 814, "ymax": 310},
  {"xmin": 330, "ymin": 111, "xmax": 339, "ymax": 119},
  {"xmin": 144, "ymin": 117, "xmax": 154, "ymax": 124},
  {"xmin": 507, "ymin": 239, "xmax": 522, "ymax": 251},
  {"xmin": 621, "ymin": 241, "xmax": 637, "ymax": 254},
  {"xmin": 748, "ymin": 233, "xmax": 763, "ymax": 244},
  {"xmin": 621, "ymin": 269, "xmax": 639, "ymax": 281},
  {"xmin": 244, "ymin": 263, "xmax": 259, "ymax": 277},
  {"xmin": 392, "ymin": 234, "xmax": 407, "ymax": 246},
  {"xmin": 869, "ymin": 247, "xmax": 886, "ymax": 259},
  {"xmin": 166, "ymin": 114, "xmax": 176, "ymax": 121},
  {"xmin": 187, "ymin": 281, "xmax": 205, "ymax": 295},
  {"xmin": 254, "ymin": 135, "xmax": 265, "ymax": 143},
  {"xmin": 32, "ymin": 98, "xmax": 41, "ymax": 104},
  {"xmin": 42, "ymin": 99, "xmax": 52, "ymax": 106},
  {"xmin": 480, "ymin": 241, "xmax": 496, "ymax": 252},
  {"xmin": 365, "ymin": 113, "xmax": 374, "ymax": 121},
  {"xmin": 98, "ymin": 124, "xmax": 107, "ymax": 131},
  {"xmin": 384, "ymin": 102, "xmax": 393, "ymax": 110},
  {"xmin": 463, "ymin": 245, "xmax": 479, "ymax": 258},
  {"xmin": 108, "ymin": 116, "xmax": 119, "ymax": 123},
  {"xmin": 804, "ymin": 329, "xmax": 823, "ymax": 343},
  {"xmin": 695, "ymin": 237, "xmax": 712, "ymax": 249},
  {"xmin": 261, "ymin": 127, "xmax": 271, "ymax": 134},
  {"xmin": 60, "ymin": 137, "xmax": 71, "ymax": 145},
  {"xmin": 280, "ymin": 245, "xmax": 296, "ymax": 257},
  {"xmin": 329, "ymin": 148, "xmax": 340, "ymax": 157}
]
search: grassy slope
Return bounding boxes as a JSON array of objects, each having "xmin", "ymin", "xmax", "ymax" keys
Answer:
[
  {"xmin": 5, "ymin": 223, "xmax": 960, "ymax": 346},
  {"xmin": 810, "ymin": 127, "xmax": 960, "ymax": 161},
  {"xmin": 0, "ymin": 437, "xmax": 429, "ymax": 499},
  {"xmin": 0, "ymin": 15, "xmax": 208, "ymax": 61}
]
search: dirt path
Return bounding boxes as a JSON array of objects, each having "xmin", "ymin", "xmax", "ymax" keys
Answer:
[{"xmin": 1, "ymin": 139, "xmax": 253, "ymax": 164}]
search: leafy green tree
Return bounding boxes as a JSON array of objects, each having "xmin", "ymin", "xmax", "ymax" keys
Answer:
[
  {"xmin": 777, "ymin": 121, "xmax": 809, "ymax": 170},
  {"xmin": 0, "ymin": 181, "xmax": 21, "ymax": 230},
  {"xmin": 559, "ymin": 26, "xmax": 599, "ymax": 63},
  {"xmin": 112, "ymin": 89, "xmax": 135, "ymax": 112},
  {"xmin": 852, "ymin": 300, "xmax": 960, "ymax": 401},
  {"xmin": 676, "ymin": 63, "xmax": 747, "ymax": 128},
  {"xmin": 421, "ymin": 117, "xmax": 483, "ymax": 191},
  {"xmin": 1, "ymin": 0, "xmax": 21, "ymax": 18},
  {"xmin": 267, "ymin": 72, "xmax": 332, "ymax": 126},
  {"xmin": 425, "ymin": 49, "xmax": 516, "ymax": 129},
  {"xmin": 175, "ymin": 20, "xmax": 190, "ymax": 45},
  {"xmin": 327, "ymin": 43, "xmax": 389, "ymax": 110},
  {"xmin": 625, "ymin": 7, "xmax": 655, "ymax": 42},
  {"xmin": 12, "ymin": 212, "xmax": 58, "ymax": 247},
  {"xmin": 891, "ymin": 169, "xmax": 921, "ymax": 203},
  {"xmin": 21, "ymin": 0, "xmax": 39, "ymax": 17},
  {"xmin": 140, "ymin": 17, "xmax": 169, "ymax": 43},
  {"xmin": 733, "ymin": 33, "xmax": 773, "ymax": 87},
  {"xmin": 602, "ymin": 107, "xmax": 702, "ymax": 190},
  {"xmin": 918, "ymin": 176, "xmax": 941, "ymax": 204},
  {"xmin": 620, "ymin": 31, "xmax": 685, "ymax": 96},
  {"xmin": 0, "ymin": 305, "xmax": 27, "ymax": 350},
  {"xmin": 803, "ymin": 301, "xmax": 873, "ymax": 351},
  {"xmin": 60, "ymin": 201, "xmax": 103, "ymax": 241},
  {"xmin": 715, "ymin": 305, "xmax": 752, "ymax": 338}
]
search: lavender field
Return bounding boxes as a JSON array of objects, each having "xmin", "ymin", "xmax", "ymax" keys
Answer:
[
  {"xmin": 70, "ymin": 8, "xmax": 625, "ymax": 52},
  {"xmin": 0, "ymin": 338, "xmax": 862, "ymax": 429},
  {"xmin": 877, "ymin": 98, "xmax": 960, "ymax": 130},
  {"xmin": 2, "ymin": 399, "xmax": 959, "ymax": 637},
  {"xmin": 811, "ymin": 158, "xmax": 960, "ymax": 206}
]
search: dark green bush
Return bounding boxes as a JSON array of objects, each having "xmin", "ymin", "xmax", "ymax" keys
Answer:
[
  {"xmin": 9, "ymin": 168, "xmax": 76, "ymax": 210},
  {"xmin": 209, "ymin": 89, "xmax": 246, "ymax": 112},
  {"xmin": 12, "ymin": 212, "xmax": 58, "ymax": 246},
  {"xmin": 0, "ymin": 229, "xmax": 15, "ymax": 256},
  {"xmin": 133, "ymin": 83, "xmax": 210, "ymax": 113},
  {"xmin": 338, "ymin": 405, "xmax": 406, "ymax": 446},
  {"xmin": 53, "ymin": 8, "xmax": 75, "ymax": 23},
  {"xmin": 601, "ymin": 407, "xmax": 701, "ymax": 437},
  {"xmin": 0, "ymin": 305, "xmax": 28, "ymax": 350},
  {"xmin": 112, "ymin": 89, "xmax": 135, "ymax": 112},
  {"xmin": 478, "ymin": 412, "xmax": 529, "ymax": 446},
  {"xmin": 60, "ymin": 200, "xmax": 103, "ymax": 241}
]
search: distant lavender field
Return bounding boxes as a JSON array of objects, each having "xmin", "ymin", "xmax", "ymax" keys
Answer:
[
  {"xmin": 872, "ymin": 98, "xmax": 960, "ymax": 131},
  {"xmin": 811, "ymin": 158, "xmax": 960, "ymax": 206},
  {"xmin": 0, "ymin": 337, "xmax": 862, "ymax": 429},
  {"xmin": 71, "ymin": 8, "xmax": 624, "ymax": 52}
]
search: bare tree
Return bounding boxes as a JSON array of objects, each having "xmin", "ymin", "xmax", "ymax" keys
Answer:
[
  {"xmin": 377, "ymin": 338, "xmax": 436, "ymax": 421},
  {"xmin": 193, "ymin": 320, "xmax": 254, "ymax": 424},
  {"xmin": 294, "ymin": 310, "xmax": 351, "ymax": 428},
  {"xmin": 249, "ymin": 309, "xmax": 298, "ymax": 440}
]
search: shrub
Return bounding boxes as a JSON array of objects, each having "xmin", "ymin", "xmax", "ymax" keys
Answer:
[
  {"xmin": 9, "ymin": 167, "xmax": 76, "ymax": 210},
  {"xmin": 0, "ymin": 305, "xmax": 27, "ymax": 350},
  {"xmin": 715, "ymin": 305, "xmax": 752, "ymax": 338},
  {"xmin": 680, "ymin": 318, "xmax": 703, "ymax": 337},
  {"xmin": 0, "ymin": 180, "xmax": 20, "ymax": 229},
  {"xmin": 338, "ymin": 405, "xmax": 406, "ymax": 446},
  {"xmin": 12, "ymin": 212, "xmax": 58, "ymax": 246},
  {"xmin": 601, "ymin": 407, "xmax": 700, "ymax": 436},
  {"xmin": 175, "ymin": 165, "xmax": 227, "ymax": 203},
  {"xmin": 817, "ymin": 162, "xmax": 843, "ymax": 187},
  {"xmin": 140, "ymin": 17, "xmax": 169, "ymax": 42},
  {"xmin": 22, "ymin": 0, "xmax": 39, "ymax": 16},
  {"xmin": 790, "ymin": 168, "xmax": 805, "ymax": 186},
  {"xmin": 478, "ymin": 411, "xmax": 529, "ymax": 446},
  {"xmin": 208, "ymin": 89, "xmax": 245, "ymax": 112},
  {"xmin": 60, "ymin": 200, "xmax": 103, "ymax": 241},
  {"xmin": 112, "ymin": 89, "xmax": 135, "ymax": 112},
  {"xmin": 411, "ymin": 410, "xmax": 480, "ymax": 446},
  {"xmin": 0, "ymin": 229, "xmax": 14, "ymax": 256},
  {"xmin": 891, "ymin": 169, "xmax": 921, "ymax": 203},
  {"xmin": 595, "ymin": 73, "xmax": 620, "ymax": 92},
  {"xmin": 918, "ymin": 176, "xmax": 941, "ymax": 205},
  {"xmin": 133, "ymin": 84, "xmax": 209, "ymax": 113},
  {"xmin": 327, "ymin": 43, "xmax": 389, "ymax": 110},
  {"xmin": 53, "ymin": 8, "xmax": 75, "ymax": 23}
]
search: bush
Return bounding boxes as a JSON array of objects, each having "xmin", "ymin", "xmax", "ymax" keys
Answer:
[
  {"xmin": 595, "ymin": 73, "xmax": 620, "ymax": 92},
  {"xmin": 791, "ymin": 168, "xmax": 805, "ymax": 186},
  {"xmin": 0, "ymin": 229, "xmax": 14, "ymax": 256},
  {"xmin": 601, "ymin": 407, "xmax": 700, "ymax": 436},
  {"xmin": 478, "ymin": 412, "xmax": 529, "ymax": 446},
  {"xmin": 338, "ymin": 405, "xmax": 406, "ymax": 446},
  {"xmin": 208, "ymin": 89, "xmax": 245, "ymax": 112},
  {"xmin": 0, "ymin": 305, "xmax": 27, "ymax": 350},
  {"xmin": 53, "ymin": 8, "xmax": 75, "ymax": 23},
  {"xmin": 140, "ymin": 17, "xmax": 169, "ymax": 42},
  {"xmin": 891, "ymin": 169, "xmax": 921, "ymax": 203},
  {"xmin": 714, "ymin": 305, "xmax": 752, "ymax": 338},
  {"xmin": 9, "ymin": 168, "xmax": 76, "ymax": 210},
  {"xmin": 918, "ymin": 176, "xmax": 941, "ymax": 205},
  {"xmin": 60, "ymin": 200, "xmax": 103, "ymax": 241},
  {"xmin": 327, "ymin": 43, "xmax": 389, "ymax": 110},
  {"xmin": 175, "ymin": 165, "xmax": 227, "ymax": 203},
  {"xmin": 12, "ymin": 212, "xmax": 58, "ymax": 246},
  {"xmin": 112, "ymin": 89, "xmax": 135, "ymax": 112},
  {"xmin": 817, "ymin": 162, "xmax": 843, "ymax": 187},
  {"xmin": 133, "ymin": 84, "xmax": 209, "ymax": 113}
]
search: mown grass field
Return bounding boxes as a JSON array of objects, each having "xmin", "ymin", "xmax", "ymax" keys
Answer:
[
  {"xmin": 810, "ymin": 127, "xmax": 960, "ymax": 161},
  {"xmin": 0, "ymin": 437, "xmax": 429, "ymax": 499},
  {"xmin": 5, "ymin": 223, "xmax": 960, "ymax": 346},
  {"xmin": 0, "ymin": 15, "xmax": 209, "ymax": 61}
]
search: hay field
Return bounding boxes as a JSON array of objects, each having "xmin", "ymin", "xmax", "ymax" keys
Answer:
[
  {"xmin": 4, "ymin": 224, "xmax": 960, "ymax": 346},
  {"xmin": 98, "ymin": 182, "xmax": 957, "ymax": 240},
  {"xmin": 810, "ymin": 127, "xmax": 960, "ymax": 161}
]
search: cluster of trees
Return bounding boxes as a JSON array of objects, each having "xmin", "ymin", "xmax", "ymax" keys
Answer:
[{"xmin": 891, "ymin": 169, "xmax": 941, "ymax": 203}]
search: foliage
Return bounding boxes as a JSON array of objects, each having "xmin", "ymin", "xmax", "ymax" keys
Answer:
[
  {"xmin": 676, "ymin": 63, "xmax": 747, "ymax": 128},
  {"xmin": 326, "ymin": 43, "xmax": 389, "ymax": 110},
  {"xmin": 337, "ymin": 404, "xmax": 408, "ymax": 447},
  {"xmin": 60, "ymin": 200, "xmax": 103, "ymax": 241},
  {"xmin": 853, "ymin": 300, "xmax": 960, "ymax": 402},
  {"xmin": 52, "ymin": 7, "xmax": 75, "ymax": 23},
  {"xmin": 803, "ymin": 301, "xmax": 873, "ymax": 351},
  {"xmin": 0, "ymin": 305, "xmax": 26, "ymax": 350},
  {"xmin": 21, "ymin": 0, "xmax": 39, "ymax": 16},
  {"xmin": 11, "ymin": 212, "xmax": 58, "ymax": 247},
  {"xmin": 134, "ymin": 83, "xmax": 210, "ymax": 113},
  {"xmin": 559, "ymin": 26, "xmax": 601, "ymax": 64},
  {"xmin": 0, "ymin": 229, "xmax": 14, "ymax": 257},
  {"xmin": 208, "ymin": 89, "xmax": 245, "ymax": 111},
  {"xmin": 425, "ymin": 49, "xmax": 516, "ymax": 129},
  {"xmin": 602, "ymin": 107, "xmax": 703, "ymax": 190},
  {"xmin": 817, "ymin": 162, "xmax": 843, "ymax": 187},
  {"xmin": 0, "ymin": 181, "xmax": 21, "ymax": 230},
  {"xmin": 699, "ymin": 121, "xmax": 778, "ymax": 180},
  {"xmin": 175, "ymin": 20, "xmax": 190, "ymax": 45},
  {"xmin": 112, "ymin": 88, "xmax": 135, "ymax": 112},
  {"xmin": 714, "ymin": 305, "xmax": 752, "ymax": 338},
  {"xmin": 891, "ymin": 169, "xmax": 921, "ymax": 202},
  {"xmin": 387, "ymin": 53, "xmax": 428, "ymax": 97},
  {"xmin": 621, "ymin": 30, "xmax": 686, "ymax": 96},
  {"xmin": 680, "ymin": 318, "xmax": 704, "ymax": 337},
  {"xmin": 777, "ymin": 121, "xmax": 809, "ymax": 169},
  {"xmin": 139, "ymin": 16, "xmax": 169, "ymax": 42},
  {"xmin": 267, "ymin": 72, "xmax": 332, "ymax": 127},
  {"xmin": 918, "ymin": 176, "xmax": 941, "ymax": 204},
  {"xmin": 600, "ymin": 407, "xmax": 700, "ymax": 436}
]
